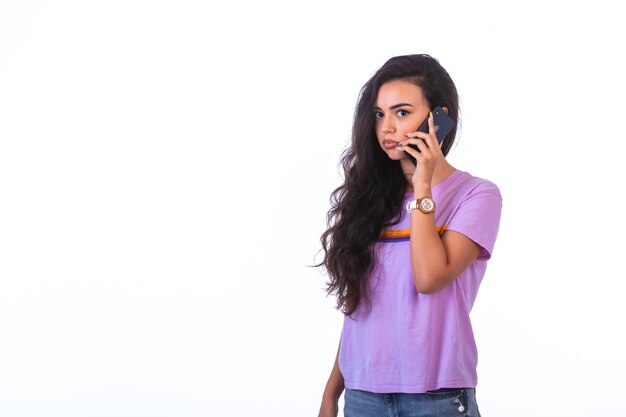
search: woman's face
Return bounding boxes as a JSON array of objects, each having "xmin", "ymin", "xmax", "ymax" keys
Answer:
[{"xmin": 374, "ymin": 79, "xmax": 430, "ymax": 161}]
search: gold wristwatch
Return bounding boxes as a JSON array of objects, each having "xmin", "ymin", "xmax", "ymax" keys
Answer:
[{"xmin": 406, "ymin": 197, "xmax": 436, "ymax": 214}]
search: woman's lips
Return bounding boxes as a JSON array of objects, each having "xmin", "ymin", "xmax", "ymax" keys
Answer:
[{"xmin": 383, "ymin": 140, "xmax": 400, "ymax": 150}]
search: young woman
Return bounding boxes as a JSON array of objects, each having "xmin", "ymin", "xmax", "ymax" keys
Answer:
[{"xmin": 317, "ymin": 54, "xmax": 502, "ymax": 417}]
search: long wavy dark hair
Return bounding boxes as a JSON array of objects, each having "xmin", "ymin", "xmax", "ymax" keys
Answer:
[{"xmin": 316, "ymin": 54, "xmax": 460, "ymax": 317}]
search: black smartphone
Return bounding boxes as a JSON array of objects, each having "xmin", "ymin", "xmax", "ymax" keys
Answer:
[{"xmin": 403, "ymin": 106, "xmax": 454, "ymax": 166}]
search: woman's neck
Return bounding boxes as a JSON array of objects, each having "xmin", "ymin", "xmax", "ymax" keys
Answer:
[{"xmin": 401, "ymin": 159, "xmax": 457, "ymax": 194}]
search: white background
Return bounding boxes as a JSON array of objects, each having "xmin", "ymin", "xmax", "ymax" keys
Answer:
[{"xmin": 1, "ymin": 1, "xmax": 625, "ymax": 416}]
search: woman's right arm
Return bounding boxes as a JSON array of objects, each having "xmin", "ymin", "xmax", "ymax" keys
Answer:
[{"xmin": 317, "ymin": 334, "xmax": 345, "ymax": 417}]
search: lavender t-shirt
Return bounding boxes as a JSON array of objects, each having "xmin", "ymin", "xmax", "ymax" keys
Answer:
[{"xmin": 338, "ymin": 169, "xmax": 502, "ymax": 393}]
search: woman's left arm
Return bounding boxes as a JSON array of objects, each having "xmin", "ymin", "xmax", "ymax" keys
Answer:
[{"xmin": 407, "ymin": 192, "xmax": 482, "ymax": 294}]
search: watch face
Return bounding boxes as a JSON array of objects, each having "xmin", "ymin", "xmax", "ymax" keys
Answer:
[{"xmin": 419, "ymin": 198, "xmax": 435, "ymax": 213}]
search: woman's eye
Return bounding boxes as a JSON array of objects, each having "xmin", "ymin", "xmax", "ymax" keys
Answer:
[
  {"xmin": 397, "ymin": 109, "xmax": 409, "ymax": 117},
  {"xmin": 374, "ymin": 111, "xmax": 383, "ymax": 119}
]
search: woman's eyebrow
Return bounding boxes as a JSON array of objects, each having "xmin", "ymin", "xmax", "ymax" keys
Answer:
[{"xmin": 373, "ymin": 103, "xmax": 415, "ymax": 111}]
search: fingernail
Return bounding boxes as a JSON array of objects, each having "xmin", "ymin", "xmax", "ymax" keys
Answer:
[
  {"xmin": 397, "ymin": 141, "xmax": 403, "ymax": 145},
  {"xmin": 429, "ymin": 111, "xmax": 433, "ymax": 120}
]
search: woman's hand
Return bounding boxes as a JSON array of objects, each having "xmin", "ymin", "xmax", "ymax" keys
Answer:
[
  {"xmin": 396, "ymin": 112, "xmax": 445, "ymax": 188},
  {"xmin": 317, "ymin": 397, "xmax": 339, "ymax": 417}
]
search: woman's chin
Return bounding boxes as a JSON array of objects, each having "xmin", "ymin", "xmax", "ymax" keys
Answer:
[{"xmin": 385, "ymin": 148, "xmax": 406, "ymax": 161}]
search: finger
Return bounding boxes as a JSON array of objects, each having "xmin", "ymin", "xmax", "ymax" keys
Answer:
[
  {"xmin": 425, "ymin": 112, "xmax": 439, "ymax": 147},
  {"xmin": 397, "ymin": 138, "xmax": 428, "ymax": 150},
  {"xmin": 395, "ymin": 141, "xmax": 426, "ymax": 160},
  {"xmin": 402, "ymin": 147, "xmax": 424, "ymax": 164},
  {"xmin": 405, "ymin": 131, "xmax": 437, "ymax": 151},
  {"xmin": 404, "ymin": 131, "xmax": 430, "ymax": 140},
  {"xmin": 398, "ymin": 137, "xmax": 427, "ymax": 147},
  {"xmin": 398, "ymin": 138, "xmax": 431, "ymax": 156}
]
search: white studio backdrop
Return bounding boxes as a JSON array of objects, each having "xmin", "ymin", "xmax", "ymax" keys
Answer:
[{"xmin": 0, "ymin": 1, "xmax": 624, "ymax": 416}]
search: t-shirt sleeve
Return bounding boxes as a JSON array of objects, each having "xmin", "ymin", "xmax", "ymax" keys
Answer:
[{"xmin": 445, "ymin": 181, "xmax": 503, "ymax": 260}]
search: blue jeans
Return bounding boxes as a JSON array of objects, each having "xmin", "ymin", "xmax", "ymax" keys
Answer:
[{"xmin": 343, "ymin": 387, "xmax": 482, "ymax": 417}]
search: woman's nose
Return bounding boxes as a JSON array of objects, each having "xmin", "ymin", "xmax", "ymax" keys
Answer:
[{"xmin": 382, "ymin": 118, "xmax": 395, "ymax": 134}]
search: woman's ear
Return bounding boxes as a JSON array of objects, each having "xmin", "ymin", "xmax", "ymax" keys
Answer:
[{"xmin": 442, "ymin": 106, "xmax": 449, "ymax": 114}]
